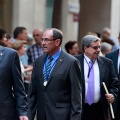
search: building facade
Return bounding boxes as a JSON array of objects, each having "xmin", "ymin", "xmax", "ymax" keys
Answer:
[{"xmin": 0, "ymin": 0, "xmax": 120, "ymax": 49}]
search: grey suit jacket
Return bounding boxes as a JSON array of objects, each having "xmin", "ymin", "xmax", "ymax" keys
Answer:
[
  {"xmin": 0, "ymin": 46, "xmax": 28, "ymax": 120},
  {"xmin": 29, "ymin": 50, "xmax": 82, "ymax": 120}
]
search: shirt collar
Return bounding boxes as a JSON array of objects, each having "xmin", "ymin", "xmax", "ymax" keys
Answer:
[
  {"xmin": 84, "ymin": 54, "xmax": 91, "ymax": 63},
  {"xmin": 47, "ymin": 48, "xmax": 61, "ymax": 61},
  {"xmin": 35, "ymin": 44, "xmax": 42, "ymax": 48}
]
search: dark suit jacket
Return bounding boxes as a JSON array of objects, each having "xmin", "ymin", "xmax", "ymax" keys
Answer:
[
  {"xmin": 105, "ymin": 49, "xmax": 120, "ymax": 116},
  {"xmin": 0, "ymin": 46, "xmax": 28, "ymax": 120},
  {"xmin": 29, "ymin": 50, "xmax": 82, "ymax": 120},
  {"xmin": 105, "ymin": 49, "xmax": 119, "ymax": 77},
  {"xmin": 75, "ymin": 54, "xmax": 119, "ymax": 120}
]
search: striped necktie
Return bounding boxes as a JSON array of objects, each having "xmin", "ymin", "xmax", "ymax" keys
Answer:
[{"xmin": 43, "ymin": 56, "xmax": 53, "ymax": 81}]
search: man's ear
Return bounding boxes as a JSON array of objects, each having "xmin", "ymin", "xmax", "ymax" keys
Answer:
[
  {"xmin": 55, "ymin": 39, "xmax": 61, "ymax": 46},
  {"xmin": 84, "ymin": 46, "xmax": 87, "ymax": 52}
]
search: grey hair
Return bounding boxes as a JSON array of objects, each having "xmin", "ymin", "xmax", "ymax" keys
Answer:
[
  {"xmin": 81, "ymin": 35, "xmax": 101, "ymax": 51},
  {"xmin": 101, "ymin": 42, "xmax": 112, "ymax": 53},
  {"xmin": 46, "ymin": 28, "xmax": 63, "ymax": 45}
]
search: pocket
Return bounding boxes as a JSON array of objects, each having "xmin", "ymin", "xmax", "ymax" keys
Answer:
[
  {"xmin": 4, "ymin": 100, "xmax": 15, "ymax": 107},
  {"xmin": 56, "ymin": 103, "xmax": 70, "ymax": 108}
]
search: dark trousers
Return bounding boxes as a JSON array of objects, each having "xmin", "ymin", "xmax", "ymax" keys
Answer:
[
  {"xmin": 114, "ymin": 92, "xmax": 120, "ymax": 120},
  {"xmin": 82, "ymin": 101, "xmax": 105, "ymax": 120}
]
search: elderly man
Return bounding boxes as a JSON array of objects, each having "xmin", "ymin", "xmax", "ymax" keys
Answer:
[
  {"xmin": 27, "ymin": 28, "xmax": 44, "ymax": 64},
  {"xmin": 75, "ymin": 35, "xmax": 119, "ymax": 120},
  {"xmin": 29, "ymin": 28, "xmax": 82, "ymax": 120},
  {"xmin": 101, "ymin": 27, "xmax": 118, "ymax": 51}
]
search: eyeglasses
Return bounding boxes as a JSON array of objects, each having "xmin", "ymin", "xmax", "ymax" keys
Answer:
[
  {"xmin": 33, "ymin": 34, "xmax": 40, "ymax": 37},
  {"xmin": 90, "ymin": 46, "xmax": 101, "ymax": 50},
  {"xmin": 41, "ymin": 38, "xmax": 56, "ymax": 43}
]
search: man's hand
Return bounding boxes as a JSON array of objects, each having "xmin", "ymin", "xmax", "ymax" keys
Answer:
[
  {"xmin": 19, "ymin": 116, "xmax": 28, "ymax": 120},
  {"xmin": 105, "ymin": 94, "xmax": 114, "ymax": 103}
]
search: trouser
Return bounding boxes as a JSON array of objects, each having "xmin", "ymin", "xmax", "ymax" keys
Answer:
[{"xmin": 82, "ymin": 100, "xmax": 105, "ymax": 120}]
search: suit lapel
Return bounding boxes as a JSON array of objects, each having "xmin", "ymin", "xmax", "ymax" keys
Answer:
[
  {"xmin": 37, "ymin": 54, "xmax": 47, "ymax": 89},
  {"xmin": 97, "ymin": 57, "xmax": 105, "ymax": 86},
  {"xmin": 76, "ymin": 54, "xmax": 85, "ymax": 104},
  {"xmin": 113, "ymin": 50, "xmax": 119, "ymax": 75},
  {"xmin": 45, "ymin": 51, "xmax": 64, "ymax": 87},
  {"xmin": 79, "ymin": 54, "xmax": 85, "ymax": 81},
  {"xmin": 0, "ymin": 46, "xmax": 5, "ymax": 63}
]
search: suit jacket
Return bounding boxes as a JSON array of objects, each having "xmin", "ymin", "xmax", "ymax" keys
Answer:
[
  {"xmin": 105, "ymin": 49, "xmax": 120, "ymax": 117},
  {"xmin": 105, "ymin": 49, "xmax": 119, "ymax": 77},
  {"xmin": 75, "ymin": 54, "xmax": 119, "ymax": 120},
  {"xmin": 0, "ymin": 46, "xmax": 28, "ymax": 120},
  {"xmin": 29, "ymin": 50, "xmax": 82, "ymax": 120}
]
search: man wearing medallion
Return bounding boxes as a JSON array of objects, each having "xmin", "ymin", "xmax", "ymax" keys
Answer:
[
  {"xmin": 75, "ymin": 35, "xmax": 118, "ymax": 120},
  {"xmin": 29, "ymin": 28, "xmax": 82, "ymax": 120}
]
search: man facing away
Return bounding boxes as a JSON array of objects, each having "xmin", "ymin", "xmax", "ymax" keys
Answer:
[
  {"xmin": 75, "ymin": 35, "xmax": 119, "ymax": 120},
  {"xmin": 29, "ymin": 28, "xmax": 82, "ymax": 120},
  {"xmin": 105, "ymin": 33, "xmax": 120, "ymax": 120},
  {"xmin": 0, "ymin": 28, "xmax": 28, "ymax": 120}
]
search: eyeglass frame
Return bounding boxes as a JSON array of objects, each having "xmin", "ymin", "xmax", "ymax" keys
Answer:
[
  {"xmin": 89, "ymin": 45, "xmax": 101, "ymax": 50},
  {"xmin": 41, "ymin": 38, "xmax": 57, "ymax": 43}
]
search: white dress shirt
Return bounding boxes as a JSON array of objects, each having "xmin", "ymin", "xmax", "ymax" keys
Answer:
[
  {"xmin": 20, "ymin": 60, "xmax": 25, "ymax": 80},
  {"xmin": 84, "ymin": 54, "xmax": 101, "ymax": 103}
]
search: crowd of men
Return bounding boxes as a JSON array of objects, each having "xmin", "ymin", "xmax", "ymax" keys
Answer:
[{"xmin": 0, "ymin": 26, "xmax": 120, "ymax": 120}]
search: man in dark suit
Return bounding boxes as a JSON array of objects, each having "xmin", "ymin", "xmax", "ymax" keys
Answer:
[
  {"xmin": 0, "ymin": 28, "xmax": 28, "ymax": 120},
  {"xmin": 75, "ymin": 35, "xmax": 119, "ymax": 120},
  {"xmin": 105, "ymin": 34, "xmax": 120, "ymax": 120},
  {"xmin": 29, "ymin": 28, "xmax": 82, "ymax": 120}
]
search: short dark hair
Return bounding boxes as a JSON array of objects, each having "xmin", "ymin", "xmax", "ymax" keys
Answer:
[
  {"xmin": 0, "ymin": 28, "xmax": 6, "ymax": 40},
  {"xmin": 13, "ymin": 27, "xmax": 26, "ymax": 39},
  {"xmin": 101, "ymin": 38, "xmax": 114, "ymax": 46},
  {"xmin": 45, "ymin": 28, "xmax": 63, "ymax": 45},
  {"xmin": 65, "ymin": 41, "xmax": 77, "ymax": 53},
  {"xmin": 52, "ymin": 28, "xmax": 63, "ymax": 45},
  {"xmin": 6, "ymin": 33, "xmax": 12, "ymax": 39},
  {"xmin": 0, "ymin": 28, "xmax": 7, "ymax": 46}
]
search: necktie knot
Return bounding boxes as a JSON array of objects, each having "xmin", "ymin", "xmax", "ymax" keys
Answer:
[
  {"xmin": 48, "ymin": 56, "xmax": 53, "ymax": 62},
  {"xmin": 89, "ymin": 60, "xmax": 94, "ymax": 67}
]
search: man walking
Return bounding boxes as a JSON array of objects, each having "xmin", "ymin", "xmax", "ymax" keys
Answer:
[{"xmin": 29, "ymin": 28, "xmax": 82, "ymax": 120}]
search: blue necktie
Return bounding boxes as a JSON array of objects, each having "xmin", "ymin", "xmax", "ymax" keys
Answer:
[{"xmin": 43, "ymin": 56, "xmax": 53, "ymax": 81}]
